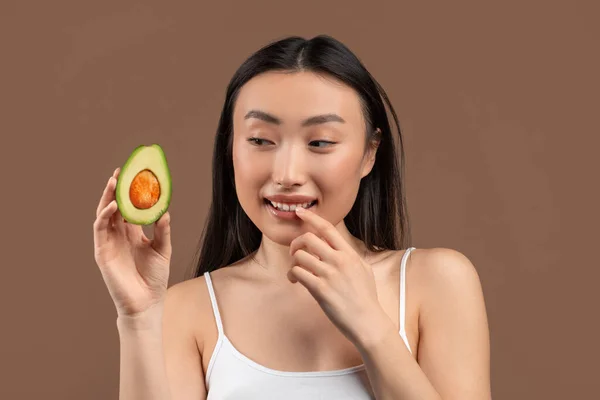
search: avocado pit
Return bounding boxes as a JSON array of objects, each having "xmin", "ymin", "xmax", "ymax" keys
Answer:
[{"xmin": 129, "ymin": 169, "xmax": 161, "ymax": 209}]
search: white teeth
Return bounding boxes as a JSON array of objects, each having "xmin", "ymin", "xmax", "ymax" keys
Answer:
[{"xmin": 269, "ymin": 200, "xmax": 314, "ymax": 211}]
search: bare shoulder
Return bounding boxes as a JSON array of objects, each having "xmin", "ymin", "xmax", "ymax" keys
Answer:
[
  {"xmin": 164, "ymin": 264, "xmax": 249, "ymax": 350},
  {"xmin": 408, "ymin": 247, "xmax": 488, "ymax": 328},
  {"xmin": 408, "ymin": 247, "xmax": 492, "ymax": 399},
  {"xmin": 408, "ymin": 247, "xmax": 484, "ymax": 290},
  {"xmin": 166, "ymin": 274, "xmax": 212, "ymax": 313},
  {"xmin": 165, "ymin": 274, "xmax": 216, "ymax": 354},
  {"xmin": 373, "ymin": 247, "xmax": 482, "ymax": 308},
  {"xmin": 165, "ymin": 264, "xmax": 243, "ymax": 305}
]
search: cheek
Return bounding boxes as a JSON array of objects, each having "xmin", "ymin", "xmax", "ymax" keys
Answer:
[
  {"xmin": 233, "ymin": 145, "xmax": 271, "ymax": 207},
  {"xmin": 320, "ymin": 146, "xmax": 364, "ymax": 184},
  {"xmin": 314, "ymin": 152, "xmax": 364, "ymax": 209}
]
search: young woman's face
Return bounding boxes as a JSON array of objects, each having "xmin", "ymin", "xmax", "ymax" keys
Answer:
[{"xmin": 232, "ymin": 71, "xmax": 378, "ymax": 246}]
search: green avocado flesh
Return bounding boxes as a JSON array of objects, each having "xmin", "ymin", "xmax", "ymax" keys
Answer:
[{"xmin": 116, "ymin": 144, "xmax": 172, "ymax": 225}]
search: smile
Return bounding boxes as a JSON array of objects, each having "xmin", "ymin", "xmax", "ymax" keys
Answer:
[{"xmin": 264, "ymin": 199, "xmax": 317, "ymax": 212}]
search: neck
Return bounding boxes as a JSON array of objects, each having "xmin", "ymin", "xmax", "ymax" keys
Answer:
[{"xmin": 251, "ymin": 221, "xmax": 368, "ymax": 281}]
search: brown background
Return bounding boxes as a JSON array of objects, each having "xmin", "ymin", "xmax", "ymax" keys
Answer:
[{"xmin": 1, "ymin": 0, "xmax": 598, "ymax": 398}]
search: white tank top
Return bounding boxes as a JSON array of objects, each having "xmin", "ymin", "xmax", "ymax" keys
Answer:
[{"xmin": 203, "ymin": 247, "xmax": 416, "ymax": 399}]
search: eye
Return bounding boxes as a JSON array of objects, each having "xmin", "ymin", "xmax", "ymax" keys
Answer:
[
  {"xmin": 309, "ymin": 140, "xmax": 337, "ymax": 148},
  {"xmin": 247, "ymin": 137, "xmax": 273, "ymax": 146}
]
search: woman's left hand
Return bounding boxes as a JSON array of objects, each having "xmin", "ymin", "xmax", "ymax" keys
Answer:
[{"xmin": 288, "ymin": 206, "xmax": 388, "ymax": 346}]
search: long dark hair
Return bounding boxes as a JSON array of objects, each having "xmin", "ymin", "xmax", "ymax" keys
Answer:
[{"xmin": 186, "ymin": 34, "xmax": 411, "ymax": 279}]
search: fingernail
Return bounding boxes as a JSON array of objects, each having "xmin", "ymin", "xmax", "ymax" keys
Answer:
[{"xmin": 295, "ymin": 207, "xmax": 306, "ymax": 213}]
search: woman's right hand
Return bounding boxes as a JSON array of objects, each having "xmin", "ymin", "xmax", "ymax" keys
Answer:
[{"xmin": 93, "ymin": 167, "xmax": 172, "ymax": 318}]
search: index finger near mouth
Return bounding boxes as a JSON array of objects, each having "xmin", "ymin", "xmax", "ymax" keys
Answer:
[
  {"xmin": 299, "ymin": 211, "xmax": 347, "ymax": 251},
  {"xmin": 292, "ymin": 232, "xmax": 334, "ymax": 262}
]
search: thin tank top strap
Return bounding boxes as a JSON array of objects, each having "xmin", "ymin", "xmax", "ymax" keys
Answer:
[
  {"xmin": 203, "ymin": 272, "xmax": 224, "ymax": 336},
  {"xmin": 399, "ymin": 247, "xmax": 415, "ymax": 336}
]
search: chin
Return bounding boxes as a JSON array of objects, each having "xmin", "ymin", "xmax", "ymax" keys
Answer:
[{"xmin": 260, "ymin": 226, "xmax": 304, "ymax": 246}]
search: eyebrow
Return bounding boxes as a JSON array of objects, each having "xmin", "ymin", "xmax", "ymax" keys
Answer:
[{"xmin": 244, "ymin": 110, "xmax": 346, "ymax": 127}]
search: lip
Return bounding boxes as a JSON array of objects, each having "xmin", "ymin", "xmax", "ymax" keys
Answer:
[{"xmin": 264, "ymin": 194, "xmax": 317, "ymax": 204}]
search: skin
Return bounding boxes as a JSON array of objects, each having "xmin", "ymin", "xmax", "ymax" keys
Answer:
[
  {"xmin": 204, "ymin": 68, "xmax": 404, "ymax": 367},
  {"xmin": 161, "ymin": 70, "xmax": 491, "ymax": 399},
  {"xmin": 232, "ymin": 70, "xmax": 379, "ymax": 274}
]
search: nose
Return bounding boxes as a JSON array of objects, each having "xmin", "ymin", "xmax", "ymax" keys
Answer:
[{"xmin": 272, "ymin": 145, "xmax": 307, "ymax": 188}]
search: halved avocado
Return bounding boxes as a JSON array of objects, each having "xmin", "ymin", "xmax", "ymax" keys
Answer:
[{"xmin": 115, "ymin": 144, "xmax": 172, "ymax": 225}]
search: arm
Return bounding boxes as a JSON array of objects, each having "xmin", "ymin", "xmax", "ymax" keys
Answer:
[
  {"xmin": 117, "ymin": 282, "xmax": 207, "ymax": 400},
  {"xmin": 356, "ymin": 248, "xmax": 492, "ymax": 400}
]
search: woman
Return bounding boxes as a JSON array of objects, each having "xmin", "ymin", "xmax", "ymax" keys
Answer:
[{"xmin": 93, "ymin": 35, "xmax": 491, "ymax": 399}]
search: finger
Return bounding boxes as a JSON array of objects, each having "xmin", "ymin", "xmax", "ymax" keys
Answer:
[
  {"xmin": 151, "ymin": 211, "xmax": 171, "ymax": 260},
  {"xmin": 292, "ymin": 249, "xmax": 332, "ymax": 278},
  {"xmin": 288, "ymin": 265, "xmax": 323, "ymax": 300},
  {"xmin": 96, "ymin": 175, "xmax": 116, "ymax": 218},
  {"xmin": 125, "ymin": 221, "xmax": 145, "ymax": 243},
  {"xmin": 93, "ymin": 199, "xmax": 118, "ymax": 245},
  {"xmin": 295, "ymin": 207, "xmax": 349, "ymax": 251},
  {"xmin": 290, "ymin": 232, "xmax": 336, "ymax": 263},
  {"xmin": 141, "ymin": 232, "xmax": 151, "ymax": 244},
  {"xmin": 96, "ymin": 168, "xmax": 120, "ymax": 218},
  {"xmin": 112, "ymin": 207, "xmax": 127, "ymax": 234}
]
